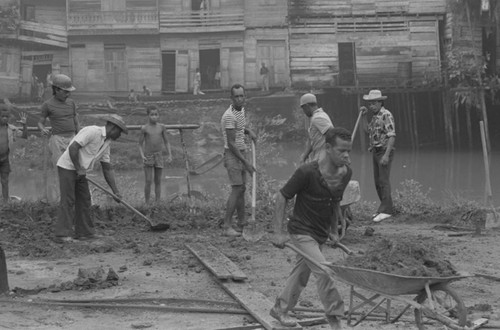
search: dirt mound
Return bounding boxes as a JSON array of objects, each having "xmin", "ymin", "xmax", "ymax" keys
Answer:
[{"xmin": 344, "ymin": 238, "xmax": 458, "ymax": 277}]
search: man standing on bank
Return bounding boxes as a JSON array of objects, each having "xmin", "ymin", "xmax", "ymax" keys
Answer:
[
  {"xmin": 360, "ymin": 90, "xmax": 396, "ymax": 223},
  {"xmin": 54, "ymin": 115, "xmax": 128, "ymax": 243},
  {"xmin": 38, "ymin": 74, "xmax": 80, "ymax": 168},
  {"xmin": 221, "ymin": 84, "xmax": 257, "ymax": 237},
  {"xmin": 270, "ymin": 127, "xmax": 352, "ymax": 330},
  {"xmin": 299, "ymin": 93, "xmax": 334, "ymax": 163}
]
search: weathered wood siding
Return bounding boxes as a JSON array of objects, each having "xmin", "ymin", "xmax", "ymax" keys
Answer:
[
  {"xmin": 158, "ymin": 0, "xmax": 243, "ymax": 12},
  {"xmin": 288, "ymin": 0, "xmax": 446, "ymax": 88},
  {"xmin": 20, "ymin": 0, "xmax": 66, "ymax": 26},
  {"xmin": 68, "ymin": 36, "xmax": 160, "ymax": 92},
  {"xmin": 244, "ymin": 0, "xmax": 287, "ymax": 28},
  {"xmin": 0, "ymin": 46, "xmax": 21, "ymax": 97}
]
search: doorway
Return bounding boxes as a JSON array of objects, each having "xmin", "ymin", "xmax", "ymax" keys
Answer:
[
  {"xmin": 162, "ymin": 51, "xmax": 176, "ymax": 92},
  {"xmin": 257, "ymin": 40, "xmax": 288, "ymax": 88},
  {"xmin": 199, "ymin": 49, "xmax": 220, "ymax": 89},
  {"xmin": 104, "ymin": 44, "xmax": 127, "ymax": 91},
  {"xmin": 338, "ymin": 42, "xmax": 356, "ymax": 86}
]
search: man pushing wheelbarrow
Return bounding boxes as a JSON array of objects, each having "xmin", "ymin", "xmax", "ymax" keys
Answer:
[{"xmin": 271, "ymin": 127, "xmax": 353, "ymax": 330}]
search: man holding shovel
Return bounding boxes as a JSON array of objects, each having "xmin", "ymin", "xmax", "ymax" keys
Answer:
[
  {"xmin": 271, "ymin": 127, "xmax": 353, "ymax": 330},
  {"xmin": 53, "ymin": 115, "xmax": 128, "ymax": 243},
  {"xmin": 220, "ymin": 84, "xmax": 257, "ymax": 237}
]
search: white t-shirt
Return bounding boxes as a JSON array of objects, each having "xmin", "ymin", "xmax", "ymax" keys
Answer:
[{"xmin": 57, "ymin": 126, "xmax": 111, "ymax": 171}]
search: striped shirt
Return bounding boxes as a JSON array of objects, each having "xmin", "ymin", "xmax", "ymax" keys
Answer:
[{"xmin": 221, "ymin": 105, "xmax": 246, "ymax": 150}]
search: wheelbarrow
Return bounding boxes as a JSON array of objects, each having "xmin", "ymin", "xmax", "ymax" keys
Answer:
[{"xmin": 285, "ymin": 243, "xmax": 486, "ymax": 330}]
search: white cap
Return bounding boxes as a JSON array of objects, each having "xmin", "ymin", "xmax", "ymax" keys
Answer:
[{"xmin": 300, "ymin": 93, "xmax": 317, "ymax": 106}]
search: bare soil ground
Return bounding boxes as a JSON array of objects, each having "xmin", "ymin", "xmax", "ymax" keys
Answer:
[{"xmin": 1, "ymin": 202, "xmax": 499, "ymax": 330}]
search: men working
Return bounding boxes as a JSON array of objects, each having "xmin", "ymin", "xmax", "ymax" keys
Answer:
[
  {"xmin": 38, "ymin": 74, "xmax": 80, "ymax": 167},
  {"xmin": 54, "ymin": 115, "xmax": 128, "ymax": 243},
  {"xmin": 271, "ymin": 127, "xmax": 353, "ymax": 330},
  {"xmin": 221, "ymin": 84, "xmax": 257, "ymax": 237},
  {"xmin": 299, "ymin": 93, "xmax": 334, "ymax": 163},
  {"xmin": 260, "ymin": 62, "xmax": 269, "ymax": 92},
  {"xmin": 360, "ymin": 90, "xmax": 396, "ymax": 222}
]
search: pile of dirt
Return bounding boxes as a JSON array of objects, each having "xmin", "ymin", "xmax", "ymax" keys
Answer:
[{"xmin": 343, "ymin": 238, "xmax": 458, "ymax": 277}]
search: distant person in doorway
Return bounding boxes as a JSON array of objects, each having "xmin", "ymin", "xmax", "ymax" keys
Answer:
[
  {"xmin": 38, "ymin": 74, "xmax": 80, "ymax": 168},
  {"xmin": 299, "ymin": 93, "xmax": 334, "ymax": 164},
  {"xmin": 193, "ymin": 68, "xmax": 205, "ymax": 95},
  {"xmin": 214, "ymin": 66, "xmax": 221, "ymax": 89},
  {"xmin": 360, "ymin": 90, "xmax": 396, "ymax": 223},
  {"xmin": 220, "ymin": 84, "xmax": 257, "ymax": 237},
  {"xmin": 138, "ymin": 105, "xmax": 173, "ymax": 204},
  {"xmin": 0, "ymin": 105, "xmax": 28, "ymax": 204},
  {"xmin": 260, "ymin": 62, "xmax": 269, "ymax": 92},
  {"xmin": 142, "ymin": 85, "xmax": 152, "ymax": 97}
]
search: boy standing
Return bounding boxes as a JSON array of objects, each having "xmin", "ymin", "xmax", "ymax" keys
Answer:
[
  {"xmin": 0, "ymin": 105, "xmax": 27, "ymax": 203},
  {"xmin": 138, "ymin": 106, "xmax": 173, "ymax": 203}
]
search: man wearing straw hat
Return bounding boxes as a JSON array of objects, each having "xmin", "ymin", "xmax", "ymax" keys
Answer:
[
  {"xmin": 360, "ymin": 89, "xmax": 396, "ymax": 223},
  {"xmin": 54, "ymin": 115, "xmax": 128, "ymax": 243}
]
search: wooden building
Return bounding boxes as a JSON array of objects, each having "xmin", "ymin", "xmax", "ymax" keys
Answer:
[
  {"xmin": 288, "ymin": 0, "xmax": 447, "ymax": 89},
  {"xmin": 0, "ymin": 0, "xmax": 68, "ymax": 97}
]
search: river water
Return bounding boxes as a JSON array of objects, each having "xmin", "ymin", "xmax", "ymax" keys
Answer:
[{"xmin": 9, "ymin": 145, "xmax": 500, "ymax": 207}]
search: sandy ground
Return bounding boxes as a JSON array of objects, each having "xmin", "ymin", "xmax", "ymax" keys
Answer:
[{"xmin": 1, "ymin": 212, "xmax": 499, "ymax": 330}]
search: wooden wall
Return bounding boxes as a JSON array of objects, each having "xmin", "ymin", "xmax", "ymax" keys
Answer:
[
  {"xmin": 22, "ymin": 0, "xmax": 66, "ymax": 26},
  {"xmin": 0, "ymin": 45, "xmax": 21, "ymax": 97},
  {"xmin": 244, "ymin": 0, "xmax": 287, "ymax": 28},
  {"xmin": 68, "ymin": 35, "xmax": 161, "ymax": 92},
  {"xmin": 158, "ymin": 0, "xmax": 243, "ymax": 12}
]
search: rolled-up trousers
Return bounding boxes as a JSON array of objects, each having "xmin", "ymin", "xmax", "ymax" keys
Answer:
[
  {"xmin": 372, "ymin": 147, "xmax": 394, "ymax": 214},
  {"xmin": 275, "ymin": 234, "xmax": 344, "ymax": 317}
]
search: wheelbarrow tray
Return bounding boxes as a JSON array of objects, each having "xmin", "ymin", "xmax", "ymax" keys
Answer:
[{"xmin": 323, "ymin": 263, "xmax": 470, "ymax": 296}]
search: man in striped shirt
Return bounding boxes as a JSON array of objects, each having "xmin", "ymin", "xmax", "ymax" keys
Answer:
[{"xmin": 221, "ymin": 84, "xmax": 257, "ymax": 237}]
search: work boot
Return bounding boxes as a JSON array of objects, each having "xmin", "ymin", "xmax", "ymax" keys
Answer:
[
  {"xmin": 326, "ymin": 315, "xmax": 342, "ymax": 330},
  {"xmin": 270, "ymin": 306, "xmax": 297, "ymax": 327},
  {"xmin": 224, "ymin": 228, "xmax": 241, "ymax": 237}
]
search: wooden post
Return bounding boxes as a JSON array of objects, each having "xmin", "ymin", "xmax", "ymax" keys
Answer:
[
  {"xmin": 479, "ymin": 121, "xmax": 493, "ymax": 205},
  {"xmin": 0, "ymin": 245, "xmax": 9, "ymax": 295},
  {"xmin": 465, "ymin": 103, "xmax": 473, "ymax": 149},
  {"xmin": 411, "ymin": 93, "xmax": 419, "ymax": 149}
]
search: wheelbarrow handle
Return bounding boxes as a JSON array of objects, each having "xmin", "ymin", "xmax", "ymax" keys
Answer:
[
  {"xmin": 335, "ymin": 242, "xmax": 354, "ymax": 255},
  {"xmin": 284, "ymin": 243, "xmax": 331, "ymax": 274}
]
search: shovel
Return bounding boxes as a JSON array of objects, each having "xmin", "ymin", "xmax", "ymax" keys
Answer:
[
  {"xmin": 87, "ymin": 177, "xmax": 169, "ymax": 231},
  {"xmin": 242, "ymin": 141, "xmax": 264, "ymax": 242}
]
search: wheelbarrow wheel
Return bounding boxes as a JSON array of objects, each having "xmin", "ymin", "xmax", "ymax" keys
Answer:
[{"xmin": 414, "ymin": 283, "xmax": 466, "ymax": 330}]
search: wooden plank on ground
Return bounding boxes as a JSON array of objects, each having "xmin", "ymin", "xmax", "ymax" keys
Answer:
[
  {"xmin": 221, "ymin": 280, "xmax": 302, "ymax": 330},
  {"xmin": 186, "ymin": 243, "xmax": 248, "ymax": 281}
]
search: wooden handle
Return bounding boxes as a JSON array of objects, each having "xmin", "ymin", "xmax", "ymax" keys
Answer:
[
  {"xmin": 334, "ymin": 242, "xmax": 354, "ymax": 255},
  {"xmin": 284, "ymin": 243, "xmax": 328, "ymax": 272},
  {"xmin": 87, "ymin": 177, "xmax": 153, "ymax": 226},
  {"xmin": 251, "ymin": 141, "xmax": 256, "ymax": 222},
  {"xmin": 351, "ymin": 110, "xmax": 363, "ymax": 143}
]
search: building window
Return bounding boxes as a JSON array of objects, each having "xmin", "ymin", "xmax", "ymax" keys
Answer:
[{"xmin": 22, "ymin": 5, "xmax": 35, "ymax": 21}]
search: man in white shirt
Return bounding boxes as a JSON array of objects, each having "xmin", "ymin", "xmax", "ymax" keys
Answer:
[{"xmin": 54, "ymin": 114, "xmax": 128, "ymax": 243}]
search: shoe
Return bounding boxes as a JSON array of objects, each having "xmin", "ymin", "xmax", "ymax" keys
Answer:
[
  {"xmin": 224, "ymin": 228, "xmax": 242, "ymax": 237},
  {"xmin": 372, "ymin": 213, "xmax": 379, "ymax": 218},
  {"xmin": 326, "ymin": 315, "xmax": 342, "ymax": 330},
  {"xmin": 270, "ymin": 306, "xmax": 297, "ymax": 327},
  {"xmin": 373, "ymin": 213, "xmax": 392, "ymax": 222},
  {"xmin": 54, "ymin": 236, "xmax": 75, "ymax": 244}
]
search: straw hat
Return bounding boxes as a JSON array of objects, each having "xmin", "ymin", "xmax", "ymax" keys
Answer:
[
  {"xmin": 105, "ymin": 114, "xmax": 128, "ymax": 134},
  {"xmin": 362, "ymin": 90, "xmax": 387, "ymax": 101}
]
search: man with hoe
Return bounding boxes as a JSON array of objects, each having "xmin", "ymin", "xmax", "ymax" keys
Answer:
[
  {"xmin": 54, "ymin": 114, "xmax": 128, "ymax": 243},
  {"xmin": 360, "ymin": 89, "xmax": 396, "ymax": 223},
  {"xmin": 220, "ymin": 84, "xmax": 257, "ymax": 237},
  {"xmin": 271, "ymin": 127, "xmax": 353, "ymax": 330}
]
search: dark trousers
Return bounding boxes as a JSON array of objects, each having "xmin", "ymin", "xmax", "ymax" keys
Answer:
[
  {"xmin": 372, "ymin": 148, "xmax": 394, "ymax": 214},
  {"xmin": 54, "ymin": 167, "xmax": 94, "ymax": 238}
]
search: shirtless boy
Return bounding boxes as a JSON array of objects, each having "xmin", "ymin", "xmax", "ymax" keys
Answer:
[{"xmin": 138, "ymin": 105, "xmax": 173, "ymax": 203}]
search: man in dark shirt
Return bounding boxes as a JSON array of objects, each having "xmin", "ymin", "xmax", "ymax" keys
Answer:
[
  {"xmin": 271, "ymin": 127, "xmax": 352, "ymax": 330},
  {"xmin": 260, "ymin": 62, "xmax": 269, "ymax": 92}
]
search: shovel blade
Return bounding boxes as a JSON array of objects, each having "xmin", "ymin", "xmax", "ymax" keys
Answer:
[{"xmin": 242, "ymin": 222, "xmax": 265, "ymax": 242}]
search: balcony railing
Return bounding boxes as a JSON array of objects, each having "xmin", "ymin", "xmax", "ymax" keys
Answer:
[
  {"xmin": 68, "ymin": 10, "xmax": 158, "ymax": 34},
  {"xmin": 1, "ymin": 20, "xmax": 67, "ymax": 48},
  {"xmin": 160, "ymin": 10, "xmax": 244, "ymax": 33}
]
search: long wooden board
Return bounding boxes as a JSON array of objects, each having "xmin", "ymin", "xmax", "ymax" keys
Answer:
[
  {"xmin": 221, "ymin": 280, "xmax": 302, "ymax": 330},
  {"xmin": 186, "ymin": 243, "xmax": 248, "ymax": 281}
]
